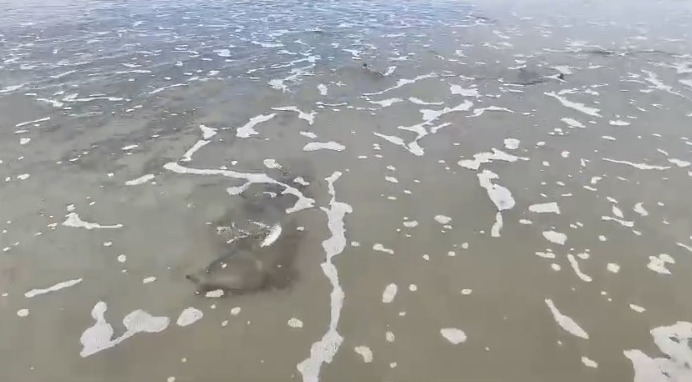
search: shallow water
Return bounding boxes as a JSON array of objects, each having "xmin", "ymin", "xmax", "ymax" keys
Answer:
[{"xmin": 1, "ymin": 0, "xmax": 692, "ymax": 381}]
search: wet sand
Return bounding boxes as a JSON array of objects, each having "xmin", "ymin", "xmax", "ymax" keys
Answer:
[{"xmin": 1, "ymin": 0, "xmax": 692, "ymax": 381}]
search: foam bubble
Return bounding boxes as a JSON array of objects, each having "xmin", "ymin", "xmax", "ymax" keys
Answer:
[
  {"xmin": 543, "ymin": 230, "xmax": 567, "ymax": 245},
  {"xmin": 373, "ymin": 243, "xmax": 394, "ymax": 255},
  {"xmin": 176, "ymin": 307, "xmax": 203, "ymax": 327},
  {"xmin": 288, "ymin": 318, "xmax": 304, "ymax": 328},
  {"xmin": 624, "ymin": 321, "xmax": 692, "ymax": 382},
  {"xmin": 440, "ymin": 328, "xmax": 467, "ymax": 344},
  {"xmin": 25, "ymin": 278, "xmax": 82, "ymax": 298},
  {"xmin": 581, "ymin": 356, "xmax": 599, "ymax": 368},
  {"xmin": 529, "ymin": 202, "xmax": 560, "ymax": 214},
  {"xmin": 382, "ymin": 284, "xmax": 398, "ymax": 303},
  {"xmin": 81, "ymin": 302, "xmax": 169, "ymax": 357},
  {"xmin": 544, "ymin": 299, "xmax": 589, "ymax": 339},
  {"xmin": 354, "ymin": 346, "xmax": 373, "ymax": 363}
]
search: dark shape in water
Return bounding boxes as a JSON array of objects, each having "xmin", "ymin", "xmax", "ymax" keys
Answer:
[
  {"xmin": 186, "ymin": 221, "xmax": 301, "ymax": 295},
  {"xmin": 579, "ymin": 48, "xmax": 616, "ymax": 56},
  {"xmin": 361, "ymin": 62, "xmax": 386, "ymax": 79}
]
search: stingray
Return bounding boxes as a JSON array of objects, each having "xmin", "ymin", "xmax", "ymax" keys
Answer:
[{"xmin": 186, "ymin": 221, "xmax": 300, "ymax": 295}]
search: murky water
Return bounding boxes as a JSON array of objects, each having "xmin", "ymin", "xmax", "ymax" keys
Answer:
[{"xmin": 1, "ymin": 0, "xmax": 692, "ymax": 381}]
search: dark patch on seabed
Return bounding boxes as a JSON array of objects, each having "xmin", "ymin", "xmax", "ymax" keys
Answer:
[{"xmin": 1, "ymin": 0, "xmax": 692, "ymax": 381}]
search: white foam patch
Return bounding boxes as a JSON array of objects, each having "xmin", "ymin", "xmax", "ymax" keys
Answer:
[
  {"xmin": 205, "ymin": 289, "xmax": 225, "ymax": 298},
  {"xmin": 297, "ymin": 172, "xmax": 352, "ymax": 382},
  {"xmin": 125, "ymin": 174, "xmax": 155, "ymax": 186},
  {"xmin": 164, "ymin": 162, "xmax": 314, "ymax": 213},
  {"xmin": 544, "ymin": 299, "xmax": 589, "ymax": 339},
  {"xmin": 294, "ymin": 177, "xmax": 310, "ymax": 186},
  {"xmin": 299, "ymin": 131, "xmax": 318, "ymax": 140},
  {"xmin": 450, "ymin": 84, "xmax": 479, "ymax": 97},
  {"xmin": 318, "ymin": 84, "xmax": 328, "ymax": 96},
  {"xmin": 260, "ymin": 224, "xmax": 282, "ymax": 247},
  {"xmin": 609, "ymin": 120, "xmax": 631, "ymax": 126},
  {"xmin": 63, "ymin": 213, "xmax": 123, "ymax": 230},
  {"xmin": 529, "ymin": 202, "xmax": 561, "ymax": 214},
  {"xmin": 149, "ymin": 84, "xmax": 186, "ymax": 95},
  {"xmin": 561, "ymin": 118, "xmax": 585, "ymax": 128},
  {"xmin": 469, "ymin": 106, "xmax": 514, "ymax": 117},
  {"xmin": 80, "ymin": 301, "xmax": 169, "ymax": 357},
  {"xmin": 382, "ymin": 283, "xmax": 398, "ymax": 303},
  {"xmin": 477, "ymin": 170, "xmax": 515, "ymax": 211},
  {"xmin": 354, "ymin": 346, "xmax": 373, "ymax": 363},
  {"xmin": 373, "ymin": 243, "xmax": 394, "ymax": 255},
  {"xmin": 624, "ymin": 321, "xmax": 692, "ymax": 382},
  {"xmin": 199, "ymin": 124, "xmax": 217, "ymax": 140},
  {"xmin": 364, "ymin": 73, "xmax": 437, "ymax": 96},
  {"xmin": 630, "ymin": 304, "xmax": 646, "ymax": 313},
  {"xmin": 567, "ymin": 254, "xmax": 592, "ymax": 282},
  {"xmin": 0, "ymin": 83, "xmax": 26, "ymax": 94},
  {"xmin": 176, "ymin": 307, "xmax": 203, "ymax": 327},
  {"xmin": 647, "ymin": 254, "xmax": 675, "ymax": 275},
  {"xmin": 607, "ymin": 263, "xmax": 620, "ymax": 273},
  {"xmin": 477, "ymin": 170, "xmax": 514, "ymax": 237},
  {"xmin": 303, "ymin": 142, "xmax": 345, "ymax": 152},
  {"xmin": 272, "ymin": 106, "xmax": 316, "ymax": 125},
  {"xmin": 369, "ymin": 98, "xmax": 403, "ymax": 107},
  {"xmin": 15, "ymin": 116, "xmax": 50, "ymax": 128},
  {"xmin": 545, "ymin": 92, "xmax": 601, "ymax": 117},
  {"xmin": 668, "ymin": 158, "xmax": 691, "ymax": 168},
  {"xmin": 581, "ymin": 357, "xmax": 599, "ymax": 368},
  {"xmin": 409, "ymin": 97, "xmax": 443, "ymax": 105},
  {"xmin": 601, "ymin": 215, "xmax": 634, "ymax": 228},
  {"xmin": 504, "ymin": 138, "xmax": 520, "ymax": 150},
  {"xmin": 543, "ymin": 230, "xmax": 567, "ymax": 245},
  {"xmin": 214, "ymin": 49, "xmax": 231, "ymax": 57},
  {"xmin": 17, "ymin": 308, "xmax": 29, "ymax": 317},
  {"xmin": 373, "ymin": 133, "xmax": 415, "ymax": 155},
  {"xmin": 181, "ymin": 140, "xmax": 210, "ymax": 162},
  {"xmin": 459, "ymin": 149, "xmax": 525, "ymax": 170},
  {"xmin": 603, "ymin": 158, "xmax": 670, "ymax": 170},
  {"xmin": 440, "ymin": 328, "xmax": 467, "ymax": 344},
  {"xmin": 403, "ymin": 220, "xmax": 418, "ymax": 228},
  {"xmin": 535, "ymin": 251, "xmax": 556, "ymax": 259},
  {"xmin": 288, "ymin": 318, "xmax": 304, "ymax": 328},
  {"xmin": 269, "ymin": 79, "xmax": 288, "ymax": 92},
  {"xmin": 263, "ymin": 159, "xmax": 282, "ymax": 169},
  {"xmin": 642, "ymin": 70, "xmax": 685, "ymax": 98},
  {"xmin": 553, "ymin": 65, "xmax": 573, "ymax": 75},
  {"xmin": 490, "ymin": 212, "xmax": 503, "ymax": 238},
  {"xmin": 612, "ymin": 205, "xmax": 624, "ymax": 219},
  {"xmin": 374, "ymin": 100, "xmax": 472, "ymax": 156},
  {"xmin": 236, "ymin": 114, "xmax": 277, "ymax": 138},
  {"xmin": 25, "ymin": 278, "xmax": 82, "ymax": 298},
  {"xmin": 434, "ymin": 215, "xmax": 452, "ymax": 225}
]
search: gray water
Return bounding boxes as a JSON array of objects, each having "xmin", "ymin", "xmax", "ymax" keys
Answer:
[{"xmin": 1, "ymin": 0, "xmax": 692, "ymax": 381}]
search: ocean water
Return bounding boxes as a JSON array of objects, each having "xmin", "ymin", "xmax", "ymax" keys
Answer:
[{"xmin": 1, "ymin": 0, "xmax": 692, "ymax": 381}]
